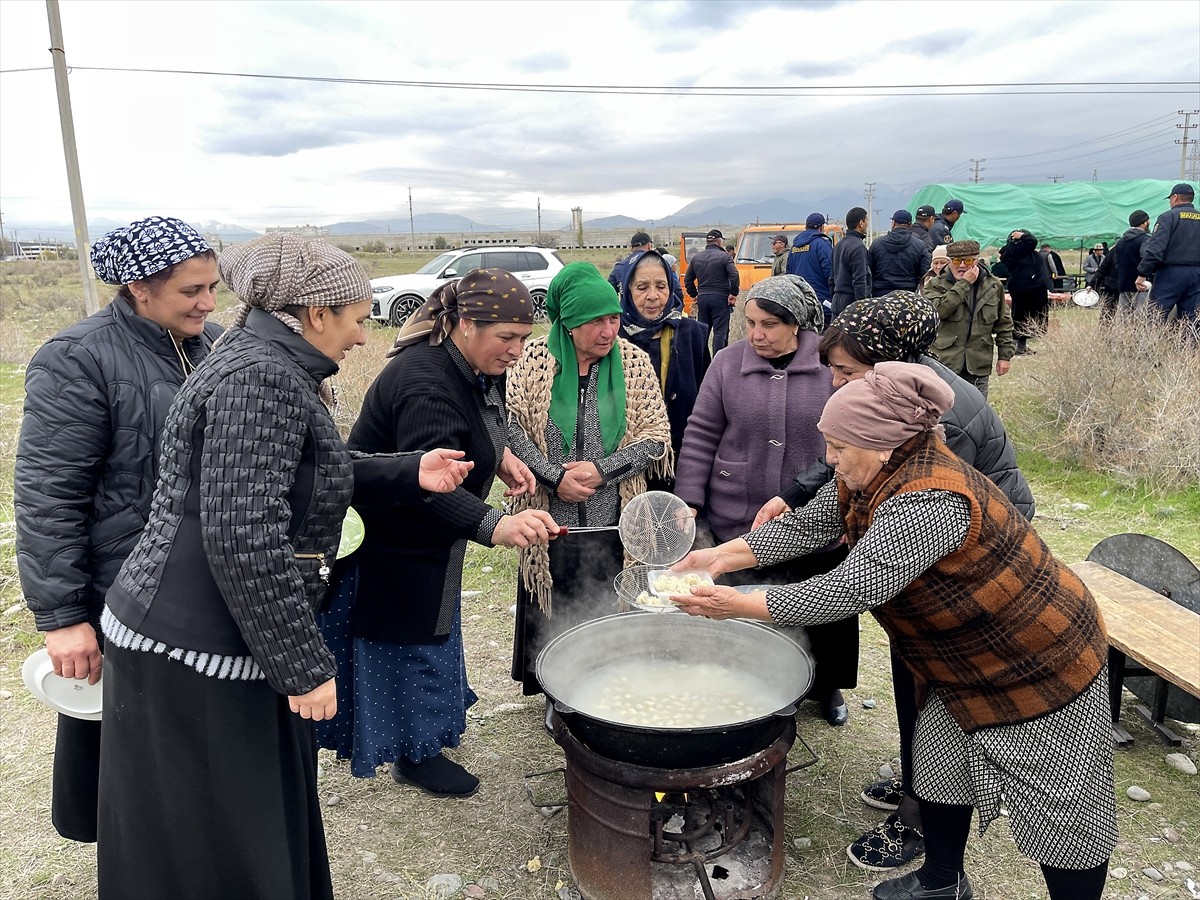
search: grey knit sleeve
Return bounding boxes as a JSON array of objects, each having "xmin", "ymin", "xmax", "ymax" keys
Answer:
[
  {"xmin": 594, "ymin": 438, "xmax": 668, "ymax": 485},
  {"xmin": 765, "ymin": 490, "xmax": 971, "ymax": 627},
  {"xmin": 506, "ymin": 416, "xmax": 564, "ymax": 489},
  {"xmin": 199, "ymin": 365, "xmax": 336, "ymax": 696}
]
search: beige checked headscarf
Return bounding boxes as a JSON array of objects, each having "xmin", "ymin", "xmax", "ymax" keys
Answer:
[
  {"xmin": 218, "ymin": 233, "xmax": 371, "ymax": 408},
  {"xmin": 218, "ymin": 233, "xmax": 371, "ymax": 336}
]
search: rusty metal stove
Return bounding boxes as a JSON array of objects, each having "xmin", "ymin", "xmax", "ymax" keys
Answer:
[{"xmin": 549, "ymin": 714, "xmax": 800, "ymax": 900}]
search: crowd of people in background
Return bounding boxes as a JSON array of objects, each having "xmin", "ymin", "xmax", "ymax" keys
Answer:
[{"xmin": 12, "ymin": 180, "xmax": 1197, "ymax": 899}]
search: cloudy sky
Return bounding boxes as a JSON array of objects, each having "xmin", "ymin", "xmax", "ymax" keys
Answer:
[{"xmin": 1, "ymin": 0, "xmax": 1197, "ymax": 232}]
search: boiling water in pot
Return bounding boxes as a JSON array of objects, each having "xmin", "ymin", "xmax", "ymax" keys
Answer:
[{"xmin": 569, "ymin": 660, "xmax": 786, "ymax": 728}]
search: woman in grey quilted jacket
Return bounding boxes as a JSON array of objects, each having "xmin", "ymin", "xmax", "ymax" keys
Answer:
[{"xmin": 95, "ymin": 234, "xmax": 472, "ymax": 900}]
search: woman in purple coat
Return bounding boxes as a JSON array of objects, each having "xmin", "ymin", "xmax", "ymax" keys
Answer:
[{"xmin": 674, "ymin": 275, "xmax": 856, "ymax": 726}]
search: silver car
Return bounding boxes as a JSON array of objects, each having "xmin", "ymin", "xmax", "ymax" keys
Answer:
[{"xmin": 370, "ymin": 246, "xmax": 565, "ymax": 326}]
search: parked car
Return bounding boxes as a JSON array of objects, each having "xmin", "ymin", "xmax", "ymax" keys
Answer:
[{"xmin": 370, "ymin": 246, "xmax": 565, "ymax": 326}]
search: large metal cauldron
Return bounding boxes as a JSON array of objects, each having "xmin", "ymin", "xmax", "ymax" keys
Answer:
[{"xmin": 536, "ymin": 611, "xmax": 814, "ymax": 768}]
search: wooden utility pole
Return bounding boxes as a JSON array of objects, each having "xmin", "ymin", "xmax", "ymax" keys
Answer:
[{"xmin": 46, "ymin": 0, "xmax": 98, "ymax": 314}]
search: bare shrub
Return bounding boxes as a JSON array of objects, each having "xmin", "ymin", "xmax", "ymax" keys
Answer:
[{"xmin": 1002, "ymin": 313, "xmax": 1200, "ymax": 491}]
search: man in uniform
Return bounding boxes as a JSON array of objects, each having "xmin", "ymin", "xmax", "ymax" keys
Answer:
[
  {"xmin": 928, "ymin": 199, "xmax": 964, "ymax": 246},
  {"xmin": 1136, "ymin": 183, "xmax": 1199, "ymax": 335},
  {"xmin": 787, "ymin": 213, "xmax": 836, "ymax": 324}
]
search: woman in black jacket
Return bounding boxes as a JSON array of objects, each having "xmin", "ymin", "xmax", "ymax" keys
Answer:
[
  {"xmin": 96, "ymin": 234, "xmax": 471, "ymax": 899},
  {"xmin": 15, "ymin": 216, "xmax": 220, "ymax": 844},
  {"xmin": 999, "ymin": 229, "xmax": 1049, "ymax": 355}
]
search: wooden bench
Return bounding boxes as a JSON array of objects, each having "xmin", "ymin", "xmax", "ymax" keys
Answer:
[{"xmin": 1070, "ymin": 561, "xmax": 1200, "ymax": 746}]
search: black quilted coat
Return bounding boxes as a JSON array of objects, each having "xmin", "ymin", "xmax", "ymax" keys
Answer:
[
  {"xmin": 15, "ymin": 297, "xmax": 221, "ymax": 632},
  {"xmin": 104, "ymin": 310, "xmax": 350, "ymax": 695}
]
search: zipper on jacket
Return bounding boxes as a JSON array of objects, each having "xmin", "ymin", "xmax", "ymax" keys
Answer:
[{"xmin": 295, "ymin": 551, "xmax": 331, "ymax": 584}]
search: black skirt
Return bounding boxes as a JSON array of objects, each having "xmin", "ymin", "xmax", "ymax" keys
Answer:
[
  {"xmin": 97, "ymin": 643, "xmax": 333, "ymax": 900},
  {"xmin": 512, "ymin": 529, "xmax": 625, "ymax": 695}
]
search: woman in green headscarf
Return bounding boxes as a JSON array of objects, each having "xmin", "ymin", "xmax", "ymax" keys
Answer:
[{"xmin": 507, "ymin": 263, "xmax": 672, "ymax": 695}]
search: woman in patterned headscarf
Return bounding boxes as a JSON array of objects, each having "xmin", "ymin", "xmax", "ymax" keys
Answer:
[
  {"xmin": 15, "ymin": 216, "xmax": 220, "ymax": 847},
  {"xmin": 507, "ymin": 262, "xmax": 672, "ymax": 697},
  {"xmin": 673, "ymin": 274, "xmax": 857, "ymax": 727},
  {"xmin": 95, "ymin": 233, "xmax": 473, "ymax": 897},
  {"xmin": 752, "ymin": 290, "xmax": 1034, "ymax": 874},
  {"xmin": 321, "ymin": 268, "xmax": 559, "ymax": 799}
]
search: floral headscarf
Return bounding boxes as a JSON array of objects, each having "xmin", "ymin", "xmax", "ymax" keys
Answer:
[{"xmin": 831, "ymin": 292, "xmax": 940, "ymax": 363}]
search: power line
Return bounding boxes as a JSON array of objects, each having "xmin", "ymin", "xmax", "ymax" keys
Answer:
[{"xmin": 1, "ymin": 64, "xmax": 1196, "ymax": 97}]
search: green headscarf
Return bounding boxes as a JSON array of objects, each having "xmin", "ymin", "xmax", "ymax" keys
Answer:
[{"xmin": 545, "ymin": 262, "xmax": 626, "ymax": 457}]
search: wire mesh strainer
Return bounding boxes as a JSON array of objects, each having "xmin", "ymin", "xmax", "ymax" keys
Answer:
[{"xmin": 617, "ymin": 490, "xmax": 695, "ymax": 566}]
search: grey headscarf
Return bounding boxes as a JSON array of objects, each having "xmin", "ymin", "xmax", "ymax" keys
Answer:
[{"xmin": 745, "ymin": 275, "xmax": 824, "ymax": 334}]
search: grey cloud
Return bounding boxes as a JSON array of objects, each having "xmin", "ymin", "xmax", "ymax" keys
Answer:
[
  {"xmin": 206, "ymin": 128, "xmax": 350, "ymax": 156},
  {"xmin": 643, "ymin": 0, "xmax": 847, "ymax": 31},
  {"xmin": 512, "ymin": 52, "xmax": 570, "ymax": 74}
]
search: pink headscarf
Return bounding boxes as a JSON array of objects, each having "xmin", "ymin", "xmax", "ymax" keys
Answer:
[{"xmin": 818, "ymin": 361, "xmax": 954, "ymax": 450}]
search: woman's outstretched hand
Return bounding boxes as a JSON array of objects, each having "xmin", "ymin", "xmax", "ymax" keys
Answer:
[
  {"xmin": 419, "ymin": 449, "xmax": 474, "ymax": 493},
  {"xmin": 752, "ymin": 495, "xmax": 791, "ymax": 530}
]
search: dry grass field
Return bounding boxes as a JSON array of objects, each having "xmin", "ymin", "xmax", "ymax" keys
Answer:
[{"xmin": 0, "ymin": 257, "xmax": 1197, "ymax": 900}]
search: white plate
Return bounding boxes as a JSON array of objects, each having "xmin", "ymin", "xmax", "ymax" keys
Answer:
[
  {"xmin": 1071, "ymin": 288, "xmax": 1099, "ymax": 308},
  {"xmin": 22, "ymin": 648, "xmax": 103, "ymax": 721}
]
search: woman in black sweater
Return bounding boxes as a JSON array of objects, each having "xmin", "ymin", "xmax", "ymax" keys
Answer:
[{"xmin": 317, "ymin": 269, "xmax": 558, "ymax": 798}]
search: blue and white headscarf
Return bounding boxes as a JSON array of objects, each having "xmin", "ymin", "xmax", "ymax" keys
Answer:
[{"xmin": 90, "ymin": 216, "xmax": 211, "ymax": 285}]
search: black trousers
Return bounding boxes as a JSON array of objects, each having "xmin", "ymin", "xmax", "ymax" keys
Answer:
[{"xmin": 51, "ymin": 713, "xmax": 101, "ymax": 842}]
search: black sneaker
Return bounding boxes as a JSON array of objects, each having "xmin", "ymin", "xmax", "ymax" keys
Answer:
[
  {"xmin": 861, "ymin": 776, "xmax": 904, "ymax": 811},
  {"xmin": 391, "ymin": 753, "xmax": 480, "ymax": 798},
  {"xmin": 872, "ymin": 871, "xmax": 972, "ymax": 899},
  {"xmin": 848, "ymin": 812, "xmax": 925, "ymax": 871}
]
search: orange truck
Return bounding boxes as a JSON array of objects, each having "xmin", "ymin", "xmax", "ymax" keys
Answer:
[{"xmin": 676, "ymin": 223, "xmax": 843, "ymax": 316}]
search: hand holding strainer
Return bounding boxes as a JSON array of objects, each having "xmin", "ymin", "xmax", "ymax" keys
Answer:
[{"xmin": 560, "ymin": 490, "xmax": 696, "ymax": 567}]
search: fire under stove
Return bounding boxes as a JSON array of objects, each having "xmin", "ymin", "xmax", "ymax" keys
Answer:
[{"xmin": 547, "ymin": 715, "xmax": 807, "ymax": 900}]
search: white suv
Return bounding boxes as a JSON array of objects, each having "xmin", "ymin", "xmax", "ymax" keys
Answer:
[{"xmin": 370, "ymin": 246, "xmax": 565, "ymax": 326}]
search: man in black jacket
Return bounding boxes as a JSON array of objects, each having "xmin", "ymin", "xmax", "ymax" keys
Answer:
[
  {"xmin": 685, "ymin": 228, "xmax": 740, "ymax": 353},
  {"xmin": 1112, "ymin": 210, "xmax": 1151, "ymax": 316},
  {"xmin": 830, "ymin": 207, "xmax": 871, "ymax": 317},
  {"xmin": 869, "ymin": 210, "xmax": 931, "ymax": 294},
  {"xmin": 911, "ymin": 205, "xmax": 936, "ymax": 248}
]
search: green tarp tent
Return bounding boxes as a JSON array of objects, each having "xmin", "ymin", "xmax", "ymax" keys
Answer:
[{"xmin": 907, "ymin": 179, "xmax": 1181, "ymax": 252}]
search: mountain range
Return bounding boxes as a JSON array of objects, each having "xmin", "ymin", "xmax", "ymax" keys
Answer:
[{"xmin": 5, "ymin": 188, "xmax": 920, "ymax": 245}]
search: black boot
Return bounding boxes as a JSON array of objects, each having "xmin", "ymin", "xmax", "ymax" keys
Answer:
[{"xmin": 391, "ymin": 753, "xmax": 479, "ymax": 798}]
